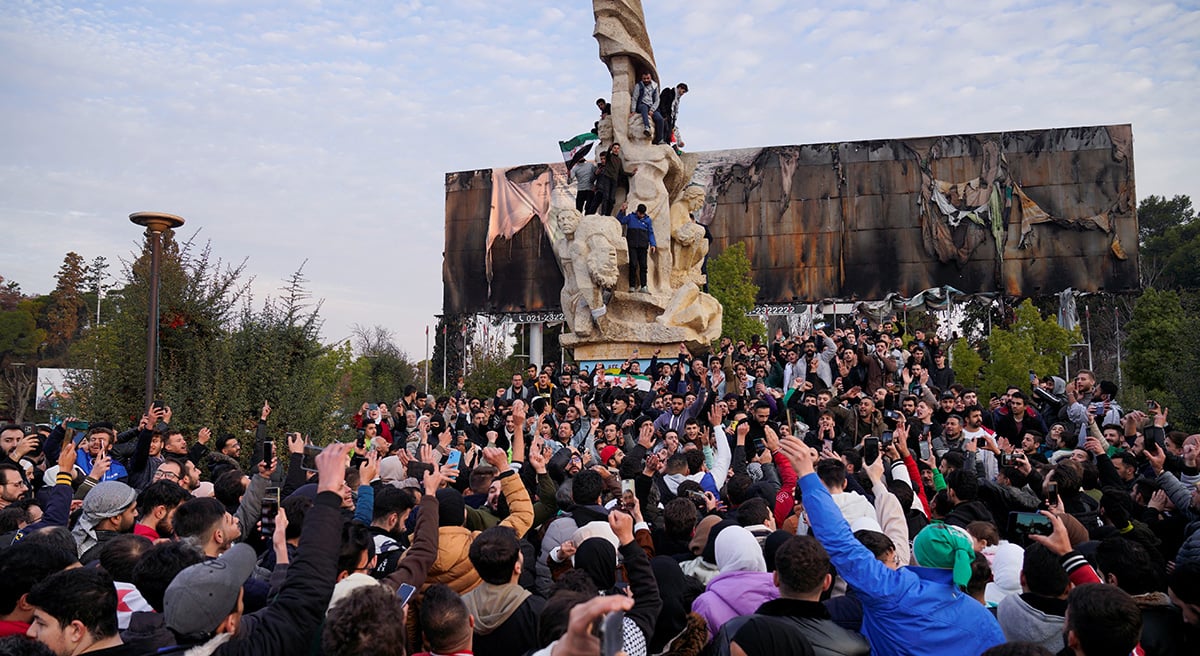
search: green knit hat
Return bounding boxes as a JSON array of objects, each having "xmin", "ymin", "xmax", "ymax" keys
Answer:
[{"xmin": 912, "ymin": 522, "xmax": 976, "ymax": 588}]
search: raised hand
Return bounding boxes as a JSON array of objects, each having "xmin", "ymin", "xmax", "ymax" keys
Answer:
[
  {"xmin": 359, "ymin": 449, "xmax": 380, "ymax": 484},
  {"xmin": 419, "ymin": 444, "xmax": 438, "ymax": 466},
  {"xmin": 315, "ymin": 443, "xmax": 353, "ymax": 495},
  {"xmin": 197, "ymin": 427, "xmax": 212, "ymax": 445},
  {"xmin": 608, "ymin": 508, "xmax": 634, "ymax": 545},
  {"xmin": 483, "ymin": 446, "xmax": 509, "ymax": 470},
  {"xmin": 1028, "ymin": 510, "xmax": 1072, "ymax": 556},
  {"xmin": 57, "ymin": 438, "xmax": 78, "ymax": 472},
  {"xmin": 91, "ymin": 451, "xmax": 112, "ymax": 480},
  {"xmin": 780, "ymin": 436, "xmax": 818, "ymax": 477}
]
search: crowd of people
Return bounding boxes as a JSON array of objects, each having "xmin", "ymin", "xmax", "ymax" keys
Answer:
[{"xmin": 1, "ymin": 319, "xmax": 1199, "ymax": 656}]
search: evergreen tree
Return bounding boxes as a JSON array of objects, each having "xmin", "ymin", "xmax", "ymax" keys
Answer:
[{"xmin": 707, "ymin": 242, "xmax": 762, "ymax": 345}]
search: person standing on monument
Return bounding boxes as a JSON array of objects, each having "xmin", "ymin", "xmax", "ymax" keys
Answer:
[
  {"xmin": 568, "ymin": 157, "xmax": 598, "ymax": 213},
  {"xmin": 591, "ymin": 144, "xmax": 628, "ymax": 216},
  {"xmin": 617, "ymin": 202, "xmax": 656, "ymax": 293},
  {"xmin": 632, "ymin": 71, "xmax": 663, "ymax": 140},
  {"xmin": 655, "ymin": 82, "xmax": 687, "ymax": 146}
]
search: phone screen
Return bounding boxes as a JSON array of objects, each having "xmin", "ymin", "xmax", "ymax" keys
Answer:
[
  {"xmin": 862, "ymin": 437, "xmax": 879, "ymax": 464},
  {"xmin": 260, "ymin": 487, "xmax": 281, "ymax": 539},
  {"xmin": 262, "ymin": 441, "xmax": 274, "ymax": 466},
  {"xmin": 1046, "ymin": 482, "xmax": 1059, "ymax": 506},
  {"xmin": 301, "ymin": 445, "xmax": 323, "ymax": 472},
  {"xmin": 1009, "ymin": 511, "xmax": 1053, "ymax": 542},
  {"xmin": 396, "ymin": 583, "xmax": 417, "ymax": 605}
]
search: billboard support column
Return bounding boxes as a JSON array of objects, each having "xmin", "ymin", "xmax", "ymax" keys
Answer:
[{"xmin": 530, "ymin": 323, "xmax": 544, "ymax": 369}]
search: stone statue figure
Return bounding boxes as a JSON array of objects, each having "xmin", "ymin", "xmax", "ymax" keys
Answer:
[
  {"xmin": 551, "ymin": 207, "xmax": 625, "ymax": 338},
  {"xmin": 554, "ymin": 0, "xmax": 721, "ymax": 358},
  {"xmin": 670, "ymin": 185, "xmax": 709, "ymax": 288}
]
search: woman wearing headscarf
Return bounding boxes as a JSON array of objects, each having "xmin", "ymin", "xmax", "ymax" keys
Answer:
[
  {"xmin": 690, "ymin": 525, "xmax": 780, "ymax": 640},
  {"xmin": 569, "ymin": 511, "xmax": 662, "ymax": 656}
]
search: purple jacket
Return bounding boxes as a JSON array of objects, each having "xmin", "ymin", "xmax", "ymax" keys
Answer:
[{"xmin": 691, "ymin": 570, "xmax": 780, "ymax": 639}]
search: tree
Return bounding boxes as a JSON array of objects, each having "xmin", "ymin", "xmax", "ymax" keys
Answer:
[
  {"xmin": 44, "ymin": 252, "xmax": 87, "ymax": 355},
  {"xmin": 1123, "ymin": 288, "xmax": 1184, "ymax": 393},
  {"xmin": 1, "ymin": 363, "xmax": 36, "ymax": 423},
  {"xmin": 1139, "ymin": 194, "xmax": 1199, "ymax": 288},
  {"xmin": 346, "ymin": 324, "xmax": 420, "ymax": 407},
  {"xmin": 1164, "ymin": 296, "xmax": 1200, "ymax": 432},
  {"xmin": 707, "ymin": 242, "xmax": 762, "ymax": 345},
  {"xmin": 951, "ymin": 300, "xmax": 1076, "ymax": 398},
  {"xmin": 66, "ymin": 235, "xmax": 353, "ymax": 445},
  {"xmin": 431, "ymin": 314, "xmax": 472, "ymax": 392},
  {"xmin": 84, "ymin": 255, "xmax": 115, "ymax": 328}
]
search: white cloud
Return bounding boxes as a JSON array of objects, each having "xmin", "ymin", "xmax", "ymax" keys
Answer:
[{"xmin": 1, "ymin": 0, "xmax": 1198, "ymax": 360}]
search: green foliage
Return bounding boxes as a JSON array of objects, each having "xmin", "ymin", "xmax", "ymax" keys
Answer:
[
  {"xmin": 707, "ymin": 242, "xmax": 763, "ymax": 345},
  {"xmin": 1139, "ymin": 194, "xmax": 1200, "ymax": 288},
  {"xmin": 1123, "ymin": 288, "xmax": 1184, "ymax": 392},
  {"xmin": 949, "ymin": 338, "xmax": 984, "ymax": 389},
  {"xmin": 65, "ymin": 235, "xmax": 356, "ymax": 445},
  {"xmin": 463, "ymin": 329, "xmax": 524, "ymax": 400},
  {"xmin": 950, "ymin": 300, "xmax": 1075, "ymax": 397},
  {"xmin": 431, "ymin": 314, "xmax": 471, "ymax": 392},
  {"xmin": 0, "ymin": 299, "xmax": 46, "ymax": 364}
]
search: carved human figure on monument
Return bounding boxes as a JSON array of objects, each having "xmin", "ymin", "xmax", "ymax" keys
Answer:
[
  {"xmin": 554, "ymin": 210, "xmax": 625, "ymax": 337},
  {"xmin": 621, "ymin": 109, "xmax": 683, "ymax": 294},
  {"xmin": 669, "ymin": 184, "xmax": 709, "ymax": 288}
]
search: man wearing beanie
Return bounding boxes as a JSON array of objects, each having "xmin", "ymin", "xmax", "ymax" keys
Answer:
[
  {"xmin": 780, "ymin": 437, "xmax": 1004, "ymax": 655},
  {"xmin": 73, "ymin": 481, "xmax": 138, "ymax": 564}
]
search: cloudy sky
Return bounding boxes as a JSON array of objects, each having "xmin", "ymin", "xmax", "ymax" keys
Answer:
[{"xmin": 2, "ymin": 0, "xmax": 1197, "ymax": 358}]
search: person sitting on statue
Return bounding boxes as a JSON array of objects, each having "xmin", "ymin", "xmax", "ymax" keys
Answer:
[
  {"xmin": 632, "ymin": 71, "xmax": 663, "ymax": 140},
  {"xmin": 617, "ymin": 202, "xmax": 656, "ymax": 294}
]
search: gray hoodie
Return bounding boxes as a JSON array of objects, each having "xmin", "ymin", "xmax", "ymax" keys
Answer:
[{"xmin": 996, "ymin": 593, "xmax": 1065, "ymax": 653}]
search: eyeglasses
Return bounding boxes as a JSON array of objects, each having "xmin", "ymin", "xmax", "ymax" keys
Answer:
[{"xmin": 154, "ymin": 470, "xmax": 180, "ymax": 481}]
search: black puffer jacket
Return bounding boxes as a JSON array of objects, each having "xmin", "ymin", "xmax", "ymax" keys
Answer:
[{"xmin": 713, "ymin": 598, "xmax": 871, "ymax": 656}]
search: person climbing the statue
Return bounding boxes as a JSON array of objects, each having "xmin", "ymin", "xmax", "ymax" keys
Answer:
[
  {"xmin": 617, "ymin": 202, "xmax": 656, "ymax": 293},
  {"xmin": 632, "ymin": 71, "xmax": 663, "ymax": 140}
]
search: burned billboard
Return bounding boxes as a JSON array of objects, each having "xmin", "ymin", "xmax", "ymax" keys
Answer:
[{"xmin": 443, "ymin": 124, "xmax": 1138, "ymax": 316}]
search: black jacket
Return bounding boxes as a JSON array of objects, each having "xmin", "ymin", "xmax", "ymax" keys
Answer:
[
  {"xmin": 714, "ymin": 597, "xmax": 871, "ymax": 656},
  {"xmin": 147, "ymin": 491, "xmax": 343, "ymax": 655}
]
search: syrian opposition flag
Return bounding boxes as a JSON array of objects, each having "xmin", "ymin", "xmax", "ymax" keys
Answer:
[{"xmin": 559, "ymin": 132, "xmax": 598, "ymax": 170}]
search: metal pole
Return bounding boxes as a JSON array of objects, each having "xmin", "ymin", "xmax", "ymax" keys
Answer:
[
  {"xmin": 144, "ymin": 231, "xmax": 161, "ymax": 409},
  {"xmin": 130, "ymin": 212, "xmax": 183, "ymax": 411},
  {"xmin": 1114, "ymin": 305, "xmax": 1122, "ymax": 388},
  {"xmin": 1084, "ymin": 304, "xmax": 1093, "ymax": 371}
]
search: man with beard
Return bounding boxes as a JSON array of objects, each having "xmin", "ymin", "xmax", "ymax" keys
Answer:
[
  {"xmin": 369, "ymin": 485, "xmax": 419, "ymax": 578},
  {"xmin": 801, "ymin": 329, "xmax": 838, "ymax": 390},
  {"xmin": 133, "ymin": 480, "xmax": 191, "ymax": 541},
  {"xmin": 73, "ymin": 481, "xmax": 139, "ymax": 564},
  {"xmin": 0, "ymin": 463, "xmax": 29, "ymax": 510}
]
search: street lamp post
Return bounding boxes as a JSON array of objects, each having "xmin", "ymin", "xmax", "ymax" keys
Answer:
[{"xmin": 129, "ymin": 212, "xmax": 185, "ymax": 411}]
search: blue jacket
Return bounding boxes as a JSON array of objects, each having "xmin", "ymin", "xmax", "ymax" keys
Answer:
[
  {"xmin": 617, "ymin": 210, "xmax": 656, "ymax": 247},
  {"xmin": 799, "ymin": 473, "xmax": 1005, "ymax": 656}
]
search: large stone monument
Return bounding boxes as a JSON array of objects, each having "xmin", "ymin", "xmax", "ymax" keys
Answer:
[{"xmin": 556, "ymin": 0, "xmax": 723, "ymax": 360}]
